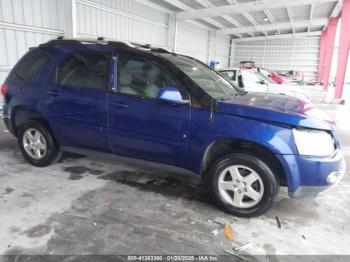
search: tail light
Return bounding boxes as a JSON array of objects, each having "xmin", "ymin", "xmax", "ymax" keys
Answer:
[{"xmin": 1, "ymin": 83, "xmax": 8, "ymax": 96}]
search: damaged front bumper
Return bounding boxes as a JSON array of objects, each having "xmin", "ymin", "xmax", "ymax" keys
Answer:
[
  {"xmin": 276, "ymin": 149, "xmax": 346, "ymax": 198},
  {"xmin": 289, "ymin": 159, "xmax": 346, "ymax": 198}
]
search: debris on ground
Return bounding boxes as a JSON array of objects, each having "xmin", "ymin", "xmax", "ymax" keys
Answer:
[
  {"xmin": 275, "ymin": 216, "xmax": 282, "ymax": 229},
  {"xmin": 224, "ymin": 249, "xmax": 247, "ymax": 261},
  {"xmin": 233, "ymin": 242, "xmax": 251, "ymax": 252},
  {"xmin": 211, "ymin": 229, "xmax": 219, "ymax": 236},
  {"xmin": 224, "ymin": 223, "xmax": 233, "ymax": 240},
  {"xmin": 225, "ymin": 242, "xmax": 251, "ymax": 260},
  {"xmin": 213, "ymin": 217, "xmax": 226, "ymax": 225}
]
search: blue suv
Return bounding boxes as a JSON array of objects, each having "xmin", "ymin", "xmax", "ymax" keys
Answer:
[{"xmin": 1, "ymin": 38, "xmax": 346, "ymax": 217}]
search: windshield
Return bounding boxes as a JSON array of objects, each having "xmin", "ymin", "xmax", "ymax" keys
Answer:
[{"xmin": 164, "ymin": 55, "xmax": 238, "ymax": 100}]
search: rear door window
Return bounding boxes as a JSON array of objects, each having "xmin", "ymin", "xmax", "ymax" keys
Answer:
[
  {"xmin": 8, "ymin": 49, "xmax": 54, "ymax": 82},
  {"xmin": 53, "ymin": 52, "xmax": 110, "ymax": 90}
]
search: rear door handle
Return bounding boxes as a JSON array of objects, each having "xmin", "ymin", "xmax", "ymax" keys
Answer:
[{"xmin": 46, "ymin": 90, "xmax": 61, "ymax": 97}]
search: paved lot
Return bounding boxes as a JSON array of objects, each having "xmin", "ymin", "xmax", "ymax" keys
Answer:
[{"xmin": 0, "ymin": 90, "xmax": 349, "ymax": 258}]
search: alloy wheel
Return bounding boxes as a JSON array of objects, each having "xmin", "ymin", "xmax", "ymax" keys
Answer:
[
  {"xmin": 218, "ymin": 165, "xmax": 264, "ymax": 208},
  {"xmin": 22, "ymin": 128, "xmax": 47, "ymax": 160}
]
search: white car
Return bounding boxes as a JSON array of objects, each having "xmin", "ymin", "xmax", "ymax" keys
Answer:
[{"xmin": 218, "ymin": 68, "xmax": 311, "ymax": 101}]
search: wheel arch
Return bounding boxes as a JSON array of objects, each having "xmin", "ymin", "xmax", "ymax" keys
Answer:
[
  {"xmin": 11, "ymin": 106, "xmax": 53, "ymax": 138},
  {"xmin": 201, "ymin": 139, "xmax": 287, "ymax": 186}
]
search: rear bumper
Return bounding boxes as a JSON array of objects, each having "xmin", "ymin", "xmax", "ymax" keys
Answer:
[
  {"xmin": 1, "ymin": 104, "xmax": 14, "ymax": 134},
  {"xmin": 276, "ymin": 150, "xmax": 346, "ymax": 198}
]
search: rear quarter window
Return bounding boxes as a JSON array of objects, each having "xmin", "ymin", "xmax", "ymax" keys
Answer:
[{"xmin": 8, "ymin": 49, "xmax": 54, "ymax": 82}]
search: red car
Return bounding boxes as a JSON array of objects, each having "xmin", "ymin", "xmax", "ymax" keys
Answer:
[
  {"xmin": 239, "ymin": 61, "xmax": 290, "ymax": 84},
  {"xmin": 256, "ymin": 67, "xmax": 291, "ymax": 84}
]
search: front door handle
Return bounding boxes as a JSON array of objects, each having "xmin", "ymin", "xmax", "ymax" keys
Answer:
[{"xmin": 46, "ymin": 90, "xmax": 61, "ymax": 97}]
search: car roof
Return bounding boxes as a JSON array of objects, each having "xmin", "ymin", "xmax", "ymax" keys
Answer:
[{"xmin": 38, "ymin": 37, "xmax": 174, "ymax": 56}]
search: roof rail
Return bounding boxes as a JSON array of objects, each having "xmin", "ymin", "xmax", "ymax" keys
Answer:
[
  {"xmin": 39, "ymin": 37, "xmax": 174, "ymax": 54},
  {"xmin": 131, "ymin": 42, "xmax": 151, "ymax": 49},
  {"xmin": 150, "ymin": 47, "xmax": 172, "ymax": 53}
]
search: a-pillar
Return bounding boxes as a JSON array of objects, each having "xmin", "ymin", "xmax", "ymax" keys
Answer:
[{"xmin": 335, "ymin": 0, "xmax": 350, "ymax": 99}]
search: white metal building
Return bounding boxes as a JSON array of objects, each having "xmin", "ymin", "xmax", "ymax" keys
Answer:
[{"xmin": 0, "ymin": 0, "xmax": 344, "ymax": 84}]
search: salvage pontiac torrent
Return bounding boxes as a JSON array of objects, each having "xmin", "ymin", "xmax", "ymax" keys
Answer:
[{"xmin": 1, "ymin": 38, "xmax": 346, "ymax": 217}]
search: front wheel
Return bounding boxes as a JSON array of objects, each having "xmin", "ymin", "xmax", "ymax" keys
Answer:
[
  {"xmin": 207, "ymin": 153, "xmax": 279, "ymax": 217},
  {"xmin": 18, "ymin": 120, "xmax": 62, "ymax": 167}
]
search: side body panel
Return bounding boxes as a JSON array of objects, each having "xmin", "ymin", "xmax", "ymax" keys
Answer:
[
  {"xmin": 4, "ymin": 47, "xmax": 58, "ymax": 135},
  {"xmin": 108, "ymin": 93, "xmax": 191, "ymax": 167},
  {"xmin": 187, "ymin": 108, "xmax": 296, "ymax": 175},
  {"xmin": 39, "ymin": 48, "xmax": 112, "ymax": 151}
]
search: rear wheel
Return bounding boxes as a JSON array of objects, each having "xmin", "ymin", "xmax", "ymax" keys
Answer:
[
  {"xmin": 207, "ymin": 153, "xmax": 279, "ymax": 217},
  {"xmin": 18, "ymin": 120, "xmax": 62, "ymax": 167}
]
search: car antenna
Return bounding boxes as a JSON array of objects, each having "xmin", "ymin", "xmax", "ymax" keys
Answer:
[{"xmin": 209, "ymin": 98, "xmax": 215, "ymax": 122}]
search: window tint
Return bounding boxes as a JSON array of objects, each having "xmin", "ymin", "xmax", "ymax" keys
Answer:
[
  {"xmin": 117, "ymin": 55, "xmax": 182, "ymax": 99},
  {"xmin": 8, "ymin": 49, "xmax": 54, "ymax": 82},
  {"xmin": 54, "ymin": 52, "xmax": 109, "ymax": 90}
]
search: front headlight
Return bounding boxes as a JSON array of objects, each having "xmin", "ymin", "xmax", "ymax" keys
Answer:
[{"xmin": 292, "ymin": 128, "xmax": 335, "ymax": 157}]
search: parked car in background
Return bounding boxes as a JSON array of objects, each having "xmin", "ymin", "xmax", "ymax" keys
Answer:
[
  {"xmin": 257, "ymin": 67, "xmax": 291, "ymax": 84},
  {"xmin": 1, "ymin": 38, "xmax": 345, "ymax": 217},
  {"xmin": 239, "ymin": 60, "xmax": 255, "ymax": 69},
  {"xmin": 238, "ymin": 61, "xmax": 289, "ymax": 84},
  {"xmin": 218, "ymin": 68, "xmax": 311, "ymax": 101}
]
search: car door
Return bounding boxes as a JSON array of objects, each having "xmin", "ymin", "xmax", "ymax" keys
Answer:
[
  {"xmin": 108, "ymin": 54, "xmax": 191, "ymax": 168},
  {"xmin": 44, "ymin": 51, "xmax": 111, "ymax": 151},
  {"xmin": 240, "ymin": 70, "xmax": 268, "ymax": 93}
]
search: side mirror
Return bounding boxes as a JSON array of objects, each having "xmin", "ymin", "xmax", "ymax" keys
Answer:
[
  {"xmin": 260, "ymin": 79, "xmax": 267, "ymax": 85},
  {"xmin": 157, "ymin": 87, "xmax": 189, "ymax": 105}
]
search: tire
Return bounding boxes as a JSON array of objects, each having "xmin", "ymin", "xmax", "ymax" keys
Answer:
[
  {"xmin": 18, "ymin": 120, "xmax": 62, "ymax": 167},
  {"xmin": 207, "ymin": 153, "xmax": 279, "ymax": 217}
]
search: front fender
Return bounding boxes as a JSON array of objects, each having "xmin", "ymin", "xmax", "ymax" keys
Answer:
[{"xmin": 189, "ymin": 109, "xmax": 296, "ymax": 174}]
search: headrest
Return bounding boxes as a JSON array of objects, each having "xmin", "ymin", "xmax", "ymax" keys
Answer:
[{"xmin": 119, "ymin": 67, "xmax": 132, "ymax": 85}]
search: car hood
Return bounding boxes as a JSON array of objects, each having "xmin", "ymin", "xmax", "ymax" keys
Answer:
[{"xmin": 217, "ymin": 92, "xmax": 334, "ymax": 130}]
